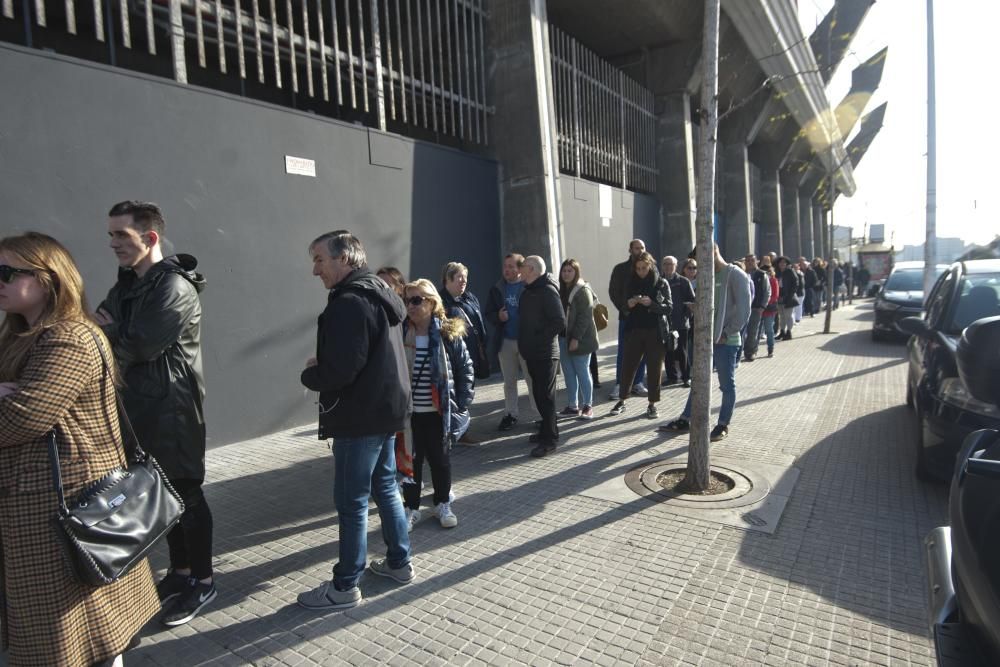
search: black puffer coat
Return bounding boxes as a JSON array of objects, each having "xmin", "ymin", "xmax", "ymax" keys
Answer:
[
  {"xmin": 517, "ymin": 273, "xmax": 565, "ymax": 361},
  {"xmin": 99, "ymin": 255, "xmax": 207, "ymax": 481}
]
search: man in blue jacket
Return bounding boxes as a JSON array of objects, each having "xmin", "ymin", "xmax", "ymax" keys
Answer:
[{"xmin": 297, "ymin": 230, "xmax": 413, "ymax": 611}]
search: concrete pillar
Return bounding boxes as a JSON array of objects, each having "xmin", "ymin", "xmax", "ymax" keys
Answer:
[
  {"xmin": 814, "ymin": 204, "xmax": 826, "ymax": 258},
  {"xmin": 490, "ymin": 0, "xmax": 563, "ymax": 268},
  {"xmin": 799, "ymin": 195, "xmax": 814, "ymax": 260},
  {"xmin": 758, "ymin": 171, "xmax": 782, "ymax": 255},
  {"xmin": 655, "ymin": 92, "xmax": 697, "ymax": 256},
  {"xmin": 722, "ymin": 142, "xmax": 753, "ymax": 258},
  {"xmin": 780, "ymin": 177, "xmax": 800, "ymax": 258}
]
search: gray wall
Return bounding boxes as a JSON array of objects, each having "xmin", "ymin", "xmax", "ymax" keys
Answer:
[
  {"xmin": 558, "ymin": 176, "xmax": 661, "ymax": 343},
  {"xmin": 0, "ymin": 43, "xmax": 500, "ymax": 446}
]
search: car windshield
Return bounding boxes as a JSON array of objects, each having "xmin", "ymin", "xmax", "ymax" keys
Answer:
[
  {"xmin": 947, "ymin": 273, "xmax": 1000, "ymax": 333},
  {"xmin": 884, "ymin": 270, "xmax": 927, "ymax": 292}
]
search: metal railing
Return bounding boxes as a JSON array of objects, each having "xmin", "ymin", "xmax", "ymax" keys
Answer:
[
  {"xmin": 3, "ymin": 0, "xmax": 491, "ymax": 144},
  {"xmin": 549, "ymin": 24, "xmax": 657, "ymax": 194}
]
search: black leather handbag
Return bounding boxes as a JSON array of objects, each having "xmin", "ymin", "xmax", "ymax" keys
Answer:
[{"xmin": 45, "ymin": 333, "xmax": 184, "ymax": 587}]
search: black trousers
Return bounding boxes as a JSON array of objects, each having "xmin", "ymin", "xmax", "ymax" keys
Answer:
[
  {"xmin": 526, "ymin": 357, "xmax": 559, "ymax": 445},
  {"xmin": 166, "ymin": 478, "xmax": 214, "ymax": 580},
  {"xmin": 589, "ymin": 352, "xmax": 599, "ymax": 385},
  {"xmin": 665, "ymin": 328, "xmax": 689, "ymax": 382},
  {"xmin": 403, "ymin": 411, "xmax": 452, "ymax": 509}
]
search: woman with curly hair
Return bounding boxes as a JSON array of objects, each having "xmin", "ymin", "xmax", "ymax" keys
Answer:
[
  {"xmin": 399, "ymin": 279, "xmax": 475, "ymax": 531},
  {"xmin": 0, "ymin": 232, "xmax": 159, "ymax": 667}
]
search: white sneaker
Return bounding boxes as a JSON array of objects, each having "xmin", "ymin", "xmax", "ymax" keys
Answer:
[
  {"xmin": 435, "ymin": 501, "xmax": 458, "ymax": 528},
  {"xmin": 609, "ymin": 384, "xmax": 621, "ymax": 400},
  {"xmin": 405, "ymin": 508, "xmax": 421, "ymax": 532},
  {"xmin": 632, "ymin": 382, "xmax": 649, "ymax": 396}
]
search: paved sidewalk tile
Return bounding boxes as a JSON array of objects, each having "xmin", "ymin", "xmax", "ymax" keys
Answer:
[{"xmin": 119, "ymin": 302, "xmax": 944, "ymax": 666}]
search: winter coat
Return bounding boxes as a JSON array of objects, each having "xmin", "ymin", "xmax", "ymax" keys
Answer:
[
  {"xmin": 665, "ymin": 273, "xmax": 695, "ymax": 331},
  {"xmin": 441, "ymin": 289, "xmax": 490, "ymax": 378},
  {"xmin": 301, "ymin": 269, "xmax": 410, "ymax": 439},
  {"xmin": 608, "ymin": 256, "xmax": 634, "ymax": 318},
  {"xmin": 749, "ymin": 268, "xmax": 771, "ymax": 310},
  {"xmin": 563, "ymin": 282, "xmax": 600, "ymax": 356},
  {"xmin": 98, "ymin": 254, "xmax": 207, "ymax": 481},
  {"xmin": 623, "ymin": 272, "xmax": 674, "ymax": 344},
  {"xmin": 779, "ymin": 267, "xmax": 800, "ymax": 307},
  {"xmin": 396, "ymin": 318, "xmax": 475, "ymax": 479},
  {"xmin": 518, "ymin": 273, "xmax": 566, "ymax": 361},
  {"xmin": 484, "ymin": 279, "xmax": 508, "ymax": 359},
  {"xmin": 0, "ymin": 321, "xmax": 159, "ymax": 667},
  {"xmin": 803, "ymin": 266, "xmax": 818, "ymax": 290}
]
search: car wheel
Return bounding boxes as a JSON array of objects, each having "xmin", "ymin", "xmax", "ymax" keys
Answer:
[{"xmin": 915, "ymin": 408, "xmax": 934, "ymax": 482}]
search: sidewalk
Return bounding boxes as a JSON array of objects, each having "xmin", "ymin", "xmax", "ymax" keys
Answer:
[{"xmin": 127, "ymin": 301, "xmax": 944, "ymax": 666}]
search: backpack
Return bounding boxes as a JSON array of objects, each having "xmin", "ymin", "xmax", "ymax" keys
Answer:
[{"xmin": 569, "ymin": 283, "xmax": 609, "ymax": 332}]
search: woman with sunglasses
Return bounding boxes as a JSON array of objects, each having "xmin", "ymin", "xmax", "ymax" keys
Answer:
[
  {"xmin": 399, "ymin": 279, "xmax": 475, "ymax": 531},
  {"xmin": 0, "ymin": 233, "xmax": 159, "ymax": 667}
]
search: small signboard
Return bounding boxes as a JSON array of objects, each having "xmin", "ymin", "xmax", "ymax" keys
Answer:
[
  {"xmin": 870, "ymin": 223, "xmax": 885, "ymax": 243},
  {"xmin": 285, "ymin": 155, "xmax": 316, "ymax": 177}
]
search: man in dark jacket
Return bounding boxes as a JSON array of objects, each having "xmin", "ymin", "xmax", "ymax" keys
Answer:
[
  {"xmin": 743, "ymin": 254, "xmax": 770, "ymax": 361},
  {"xmin": 297, "ymin": 230, "xmax": 412, "ymax": 611},
  {"xmin": 661, "ymin": 255, "xmax": 695, "ymax": 386},
  {"xmin": 518, "ymin": 255, "xmax": 566, "ymax": 458},
  {"xmin": 608, "ymin": 239, "xmax": 649, "ymax": 399},
  {"xmin": 800, "ymin": 257, "xmax": 818, "ymax": 317},
  {"xmin": 775, "ymin": 256, "xmax": 799, "ymax": 339},
  {"xmin": 96, "ymin": 200, "xmax": 215, "ymax": 626}
]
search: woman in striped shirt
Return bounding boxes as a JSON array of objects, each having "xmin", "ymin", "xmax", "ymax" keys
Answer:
[{"xmin": 399, "ymin": 279, "xmax": 475, "ymax": 532}]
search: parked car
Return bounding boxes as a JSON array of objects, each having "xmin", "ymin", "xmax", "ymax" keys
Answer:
[
  {"xmin": 924, "ymin": 315, "xmax": 1000, "ymax": 665},
  {"xmin": 898, "ymin": 259, "xmax": 1000, "ymax": 481},
  {"xmin": 872, "ymin": 261, "xmax": 948, "ymax": 341}
]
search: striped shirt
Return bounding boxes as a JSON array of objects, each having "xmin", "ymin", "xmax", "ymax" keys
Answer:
[{"xmin": 411, "ymin": 336, "xmax": 436, "ymax": 413}]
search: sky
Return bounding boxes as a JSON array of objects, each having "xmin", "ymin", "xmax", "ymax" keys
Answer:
[{"xmin": 797, "ymin": 0, "xmax": 999, "ymax": 248}]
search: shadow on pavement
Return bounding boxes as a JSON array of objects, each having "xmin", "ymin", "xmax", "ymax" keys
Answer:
[{"xmin": 819, "ymin": 328, "xmax": 909, "ymax": 359}]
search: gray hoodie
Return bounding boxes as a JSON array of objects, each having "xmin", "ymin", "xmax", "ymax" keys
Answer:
[{"xmin": 714, "ymin": 265, "xmax": 753, "ymax": 344}]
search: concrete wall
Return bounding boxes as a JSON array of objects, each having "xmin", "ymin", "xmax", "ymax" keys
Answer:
[
  {"xmin": 0, "ymin": 44, "xmax": 500, "ymax": 445},
  {"xmin": 557, "ymin": 176, "xmax": 661, "ymax": 342}
]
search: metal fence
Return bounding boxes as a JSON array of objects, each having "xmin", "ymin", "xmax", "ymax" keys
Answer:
[
  {"xmin": 2, "ymin": 0, "xmax": 490, "ymax": 143},
  {"xmin": 548, "ymin": 24, "xmax": 657, "ymax": 194}
]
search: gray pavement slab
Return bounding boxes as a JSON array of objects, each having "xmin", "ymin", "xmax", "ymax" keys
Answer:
[{"xmin": 94, "ymin": 302, "xmax": 949, "ymax": 665}]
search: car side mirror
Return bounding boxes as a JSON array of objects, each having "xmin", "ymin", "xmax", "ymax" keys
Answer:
[
  {"xmin": 956, "ymin": 316, "xmax": 1000, "ymax": 410},
  {"xmin": 897, "ymin": 316, "xmax": 931, "ymax": 339}
]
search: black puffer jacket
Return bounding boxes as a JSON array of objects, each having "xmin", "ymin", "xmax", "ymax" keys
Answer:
[
  {"xmin": 624, "ymin": 271, "xmax": 673, "ymax": 344},
  {"xmin": 517, "ymin": 273, "xmax": 565, "ymax": 361},
  {"xmin": 99, "ymin": 254, "xmax": 207, "ymax": 481},
  {"xmin": 666, "ymin": 273, "xmax": 695, "ymax": 331},
  {"xmin": 301, "ymin": 269, "xmax": 410, "ymax": 440}
]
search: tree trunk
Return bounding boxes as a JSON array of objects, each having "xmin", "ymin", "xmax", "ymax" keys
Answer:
[{"xmin": 684, "ymin": 0, "xmax": 721, "ymax": 492}]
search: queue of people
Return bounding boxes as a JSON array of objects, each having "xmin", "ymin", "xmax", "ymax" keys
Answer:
[{"xmin": 0, "ymin": 209, "xmax": 839, "ymax": 664}]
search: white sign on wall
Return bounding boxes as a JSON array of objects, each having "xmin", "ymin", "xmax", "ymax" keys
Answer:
[
  {"xmin": 285, "ymin": 155, "xmax": 317, "ymax": 177},
  {"xmin": 598, "ymin": 184, "xmax": 613, "ymax": 226}
]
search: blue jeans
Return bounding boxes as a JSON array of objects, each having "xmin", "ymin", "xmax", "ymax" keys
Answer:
[
  {"xmin": 332, "ymin": 434, "xmax": 411, "ymax": 590},
  {"xmin": 762, "ymin": 315, "xmax": 776, "ymax": 353},
  {"xmin": 681, "ymin": 344, "xmax": 740, "ymax": 426},
  {"xmin": 615, "ymin": 318, "xmax": 645, "ymax": 386},
  {"xmin": 559, "ymin": 338, "xmax": 594, "ymax": 407}
]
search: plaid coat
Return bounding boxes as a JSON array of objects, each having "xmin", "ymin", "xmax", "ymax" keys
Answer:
[{"xmin": 0, "ymin": 320, "xmax": 159, "ymax": 667}]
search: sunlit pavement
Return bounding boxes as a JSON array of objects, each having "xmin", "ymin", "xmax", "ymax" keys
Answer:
[{"xmin": 124, "ymin": 300, "xmax": 941, "ymax": 666}]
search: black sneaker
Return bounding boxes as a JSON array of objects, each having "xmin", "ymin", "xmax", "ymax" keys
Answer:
[
  {"xmin": 610, "ymin": 400, "xmax": 626, "ymax": 416},
  {"xmin": 657, "ymin": 418, "xmax": 690, "ymax": 432},
  {"xmin": 710, "ymin": 424, "xmax": 729, "ymax": 442},
  {"xmin": 498, "ymin": 414, "xmax": 517, "ymax": 431},
  {"xmin": 156, "ymin": 571, "xmax": 190, "ymax": 604},
  {"xmin": 161, "ymin": 579, "xmax": 217, "ymax": 627},
  {"xmin": 645, "ymin": 404, "xmax": 658, "ymax": 419},
  {"xmin": 682, "ymin": 380, "xmax": 690, "ymax": 388},
  {"xmin": 530, "ymin": 442, "xmax": 556, "ymax": 458}
]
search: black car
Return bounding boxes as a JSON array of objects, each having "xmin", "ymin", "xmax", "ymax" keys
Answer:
[
  {"xmin": 872, "ymin": 261, "xmax": 948, "ymax": 341},
  {"xmin": 924, "ymin": 315, "xmax": 1000, "ymax": 666},
  {"xmin": 899, "ymin": 259, "xmax": 1000, "ymax": 481}
]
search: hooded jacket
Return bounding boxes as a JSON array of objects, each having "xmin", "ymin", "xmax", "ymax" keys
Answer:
[
  {"xmin": 517, "ymin": 273, "xmax": 565, "ymax": 361},
  {"xmin": 99, "ymin": 254, "xmax": 207, "ymax": 481},
  {"xmin": 301, "ymin": 269, "xmax": 410, "ymax": 439},
  {"xmin": 441, "ymin": 289, "xmax": 490, "ymax": 379}
]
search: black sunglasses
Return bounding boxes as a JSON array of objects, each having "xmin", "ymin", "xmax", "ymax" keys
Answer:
[
  {"xmin": 406, "ymin": 295, "xmax": 427, "ymax": 306},
  {"xmin": 0, "ymin": 265, "xmax": 36, "ymax": 284}
]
